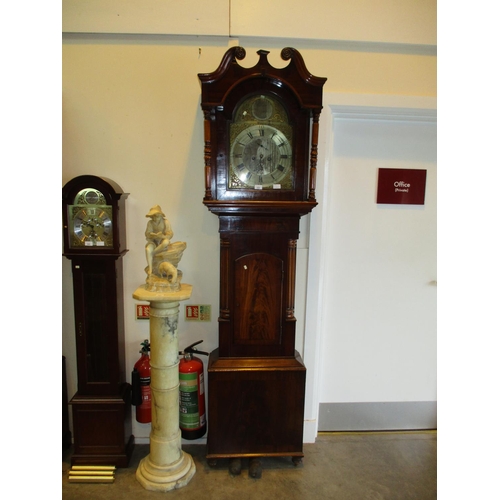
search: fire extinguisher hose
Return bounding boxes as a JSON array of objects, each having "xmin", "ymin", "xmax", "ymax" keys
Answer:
[
  {"xmin": 179, "ymin": 340, "xmax": 209, "ymax": 357},
  {"xmin": 131, "ymin": 368, "xmax": 142, "ymax": 406}
]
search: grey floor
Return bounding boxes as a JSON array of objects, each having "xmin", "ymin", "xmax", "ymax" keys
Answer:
[{"xmin": 62, "ymin": 431, "xmax": 436, "ymax": 500}]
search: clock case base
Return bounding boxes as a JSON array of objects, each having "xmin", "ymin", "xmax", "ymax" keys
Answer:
[
  {"xmin": 206, "ymin": 348, "xmax": 306, "ymax": 461},
  {"xmin": 69, "ymin": 383, "xmax": 134, "ymax": 468}
]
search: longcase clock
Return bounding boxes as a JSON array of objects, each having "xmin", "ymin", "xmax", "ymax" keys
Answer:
[
  {"xmin": 198, "ymin": 47, "xmax": 326, "ymax": 470},
  {"xmin": 62, "ymin": 175, "xmax": 134, "ymax": 467}
]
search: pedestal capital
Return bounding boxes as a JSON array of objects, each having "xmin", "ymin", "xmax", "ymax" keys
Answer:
[{"xmin": 133, "ymin": 283, "xmax": 193, "ymax": 303}]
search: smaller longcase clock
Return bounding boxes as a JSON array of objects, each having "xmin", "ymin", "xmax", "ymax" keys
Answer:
[{"xmin": 62, "ymin": 175, "xmax": 133, "ymax": 467}]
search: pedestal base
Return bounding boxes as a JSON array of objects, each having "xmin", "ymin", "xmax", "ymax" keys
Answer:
[{"xmin": 136, "ymin": 451, "xmax": 196, "ymax": 492}]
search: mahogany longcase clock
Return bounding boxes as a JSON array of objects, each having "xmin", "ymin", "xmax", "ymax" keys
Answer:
[
  {"xmin": 199, "ymin": 47, "xmax": 326, "ymax": 472},
  {"xmin": 62, "ymin": 175, "xmax": 134, "ymax": 467}
]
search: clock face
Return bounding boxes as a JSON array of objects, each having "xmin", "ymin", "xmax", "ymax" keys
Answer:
[
  {"xmin": 229, "ymin": 94, "xmax": 294, "ymax": 190},
  {"xmin": 68, "ymin": 188, "xmax": 113, "ymax": 248},
  {"xmin": 230, "ymin": 124, "xmax": 292, "ymax": 188}
]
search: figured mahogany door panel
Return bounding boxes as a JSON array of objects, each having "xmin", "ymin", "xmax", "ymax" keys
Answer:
[{"xmin": 233, "ymin": 253, "xmax": 283, "ymax": 346}]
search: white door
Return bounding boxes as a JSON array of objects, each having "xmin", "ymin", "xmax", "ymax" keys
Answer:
[{"xmin": 304, "ymin": 98, "xmax": 437, "ymax": 434}]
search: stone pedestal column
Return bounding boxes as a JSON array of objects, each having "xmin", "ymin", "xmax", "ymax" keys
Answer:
[{"xmin": 133, "ymin": 283, "xmax": 196, "ymax": 492}]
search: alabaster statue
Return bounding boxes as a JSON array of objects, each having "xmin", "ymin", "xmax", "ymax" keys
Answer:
[{"xmin": 144, "ymin": 205, "xmax": 186, "ymax": 291}]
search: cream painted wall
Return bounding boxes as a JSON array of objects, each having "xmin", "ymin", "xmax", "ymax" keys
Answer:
[
  {"xmin": 63, "ymin": 0, "xmax": 436, "ymax": 46},
  {"xmin": 62, "ymin": 1, "xmax": 436, "ymax": 443},
  {"xmin": 62, "ymin": 0, "xmax": 230, "ymax": 35},
  {"xmin": 230, "ymin": 0, "xmax": 436, "ymax": 45}
]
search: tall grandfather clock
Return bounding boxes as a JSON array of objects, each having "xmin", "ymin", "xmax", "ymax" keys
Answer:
[
  {"xmin": 199, "ymin": 47, "xmax": 326, "ymax": 471},
  {"xmin": 62, "ymin": 175, "xmax": 134, "ymax": 467}
]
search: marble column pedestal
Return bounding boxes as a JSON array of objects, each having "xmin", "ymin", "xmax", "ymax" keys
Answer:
[{"xmin": 133, "ymin": 283, "xmax": 196, "ymax": 492}]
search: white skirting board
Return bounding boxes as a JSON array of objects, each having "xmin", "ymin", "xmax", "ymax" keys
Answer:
[
  {"xmin": 318, "ymin": 401, "xmax": 437, "ymax": 431},
  {"xmin": 135, "ymin": 403, "xmax": 435, "ymax": 447}
]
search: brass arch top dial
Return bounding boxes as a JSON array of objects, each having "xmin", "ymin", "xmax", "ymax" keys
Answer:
[
  {"xmin": 229, "ymin": 94, "xmax": 293, "ymax": 190},
  {"xmin": 68, "ymin": 188, "xmax": 113, "ymax": 248}
]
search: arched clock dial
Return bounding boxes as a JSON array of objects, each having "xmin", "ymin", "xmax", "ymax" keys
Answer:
[
  {"xmin": 230, "ymin": 124, "xmax": 292, "ymax": 188},
  {"xmin": 68, "ymin": 187, "xmax": 114, "ymax": 248},
  {"xmin": 228, "ymin": 92, "xmax": 294, "ymax": 191}
]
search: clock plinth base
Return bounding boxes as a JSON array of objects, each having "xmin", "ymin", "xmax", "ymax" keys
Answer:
[
  {"xmin": 69, "ymin": 385, "xmax": 134, "ymax": 468},
  {"xmin": 206, "ymin": 349, "xmax": 306, "ymax": 462},
  {"xmin": 132, "ymin": 282, "xmax": 195, "ymax": 491}
]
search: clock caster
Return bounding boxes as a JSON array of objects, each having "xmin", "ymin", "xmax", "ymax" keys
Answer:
[
  {"xmin": 207, "ymin": 458, "xmax": 217, "ymax": 468},
  {"xmin": 292, "ymin": 456, "xmax": 303, "ymax": 466},
  {"xmin": 228, "ymin": 458, "xmax": 242, "ymax": 476},
  {"xmin": 249, "ymin": 458, "xmax": 262, "ymax": 479}
]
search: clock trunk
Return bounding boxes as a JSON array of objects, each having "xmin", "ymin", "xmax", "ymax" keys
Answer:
[{"xmin": 218, "ymin": 214, "xmax": 300, "ymax": 358}]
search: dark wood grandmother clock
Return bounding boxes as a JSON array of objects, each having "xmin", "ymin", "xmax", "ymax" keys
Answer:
[
  {"xmin": 198, "ymin": 47, "xmax": 326, "ymax": 467},
  {"xmin": 62, "ymin": 175, "xmax": 134, "ymax": 467}
]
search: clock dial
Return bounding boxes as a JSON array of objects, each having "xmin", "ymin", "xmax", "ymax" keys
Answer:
[
  {"xmin": 230, "ymin": 124, "xmax": 292, "ymax": 188},
  {"xmin": 70, "ymin": 205, "xmax": 113, "ymax": 247},
  {"xmin": 229, "ymin": 94, "xmax": 294, "ymax": 190},
  {"xmin": 67, "ymin": 187, "xmax": 114, "ymax": 248}
]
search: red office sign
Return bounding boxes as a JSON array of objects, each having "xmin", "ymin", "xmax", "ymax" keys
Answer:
[{"xmin": 377, "ymin": 168, "xmax": 427, "ymax": 205}]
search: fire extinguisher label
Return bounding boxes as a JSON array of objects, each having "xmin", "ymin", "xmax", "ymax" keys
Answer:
[
  {"xmin": 179, "ymin": 372, "xmax": 202, "ymax": 429},
  {"xmin": 141, "ymin": 382, "xmax": 152, "ymax": 410}
]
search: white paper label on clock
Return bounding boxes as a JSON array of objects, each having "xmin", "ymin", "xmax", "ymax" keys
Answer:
[
  {"xmin": 85, "ymin": 241, "xmax": 94, "ymax": 246},
  {"xmin": 255, "ymin": 185, "xmax": 263, "ymax": 190},
  {"xmin": 96, "ymin": 241, "xmax": 105, "ymax": 246},
  {"xmin": 273, "ymin": 184, "xmax": 281, "ymax": 189}
]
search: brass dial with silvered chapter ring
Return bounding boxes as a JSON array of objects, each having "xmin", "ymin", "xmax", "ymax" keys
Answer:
[
  {"xmin": 71, "ymin": 206, "xmax": 113, "ymax": 247},
  {"xmin": 68, "ymin": 188, "xmax": 113, "ymax": 248},
  {"xmin": 230, "ymin": 124, "xmax": 292, "ymax": 188},
  {"xmin": 229, "ymin": 94, "xmax": 293, "ymax": 190}
]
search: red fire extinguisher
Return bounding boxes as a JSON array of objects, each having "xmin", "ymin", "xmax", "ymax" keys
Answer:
[
  {"xmin": 179, "ymin": 340, "xmax": 208, "ymax": 440},
  {"xmin": 131, "ymin": 339, "xmax": 151, "ymax": 424}
]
